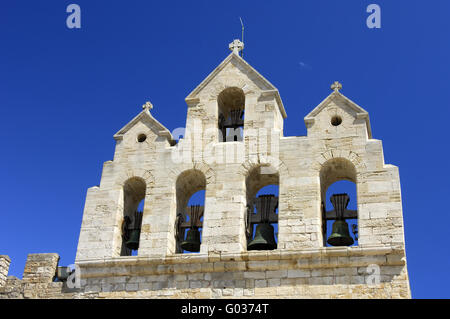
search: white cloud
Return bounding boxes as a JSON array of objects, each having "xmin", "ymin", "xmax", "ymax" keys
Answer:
[{"xmin": 299, "ymin": 61, "xmax": 311, "ymax": 69}]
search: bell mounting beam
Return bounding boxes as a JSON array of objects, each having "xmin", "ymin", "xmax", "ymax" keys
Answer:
[
  {"xmin": 178, "ymin": 205, "xmax": 204, "ymax": 229},
  {"xmin": 324, "ymin": 193, "xmax": 357, "ymax": 221},
  {"xmin": 175, "ymin": 205, "xmax": 204, "ymax": 243},
  {"xmin": 325, "ymin": 209, "xmax": 357, "ymax": 220},
  {"xmin": 247, "ymin": 194, "xmax": 278, "ymax": 225},
  {"xmin": 219, "ymin": 109, "xmax": 244, "ymax": 142}
]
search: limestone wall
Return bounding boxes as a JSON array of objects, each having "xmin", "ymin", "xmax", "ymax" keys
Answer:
[
  {"xmin": 0, "ymin": 255, "xmax": 11, "ymax": 287},
  {"xmin": 1, "ymin": 51, "xmax": 411, "ymax": 299},
  {"xmin": 0, "ymin": 248, "xmax": 411, "ymax": 299},
  {"xmin": 75, "ymin": 67, "xmax": 407, "ymax": 260}
]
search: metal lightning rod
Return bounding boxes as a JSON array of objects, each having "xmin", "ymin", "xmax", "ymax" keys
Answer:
[{"xmin": 239, "ymin": 17, "xmax": 244, "ymax": 58}]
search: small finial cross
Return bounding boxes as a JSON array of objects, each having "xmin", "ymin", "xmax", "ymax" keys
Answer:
[
  {"xmin": 142, "ymin": 101, "xmax": 153, "ymax": 111},
  {"xmin": 229, "ymin": 39, "xmax": 244, "ymax": 55},
  {"xmin": 331, "ymin": 81, "xmax": 342, "ymax": 92}
]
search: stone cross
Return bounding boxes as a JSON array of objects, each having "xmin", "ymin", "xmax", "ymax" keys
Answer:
[
  {"xmin": 331, "ymin": 81, "xmax": 342, "ymax": 92},
  {"xmin": 142, "ymin": 101, "xmax": 153, "ymax": 111},
  {"xmin": 229, "ymin": 39, "xmax": 244, "ymax": 55}
]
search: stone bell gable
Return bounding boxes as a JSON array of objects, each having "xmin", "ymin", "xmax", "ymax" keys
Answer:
[
  {"xmin": 184, "ymin": 49, "xmax": 287, "ymax": 142},
  {"xmin": 112, "ymin": 102, "xmax": 175, "ymax": 162},
  {"xmin": 113, "ymin": 102, "xmax": 174, "ymax": 144},
  {"xmin": 1, "ymin": 40, "xmax": 410, "ymax": 299},
  {"xmin": 304, "ymin": 84, "xmax": 372, "ymax": 139}
]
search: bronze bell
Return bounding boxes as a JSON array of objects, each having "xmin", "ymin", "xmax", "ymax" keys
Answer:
[
  {"xmin": 180, "ymin": 227, "xmax": 201, "ymax": 252},
  {"xmin": 125, "ymin": 229, "xmax": 141, "ymax": 250},
  {"xmin": 327, "ymin": 220, "xmax": 354, "ymax": 247},
  {"xmin": 247, "ymin": 223, "xmax": 277, "ymax": 251}
]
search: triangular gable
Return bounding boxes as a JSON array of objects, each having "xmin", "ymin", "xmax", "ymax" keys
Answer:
[
  {"xmin": 186, "ymin": 52, "xmax": 287, "ymax": 119},
  {"xmin": 114, "ymin": 109, "xmax": 174, "ymax": 144},
  {"xmin": 304, "ymin": 91, "xmax": 372, "ymax": 138}
]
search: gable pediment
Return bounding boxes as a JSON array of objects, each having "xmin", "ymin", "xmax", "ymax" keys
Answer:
[
  {"xmin": 186, "ymin": 53, "xmax": 287, "ymax": 118},
  {"xmin": 113, "ymin": 109, "xmax": 174, "ymax": 144},
  {"xmin": 304, "ymin": 91, "xmax": 372, "ymax": 138}
]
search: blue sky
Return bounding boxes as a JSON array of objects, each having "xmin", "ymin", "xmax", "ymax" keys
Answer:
[{"xmin": 1, "ymin": 1, "xmax": 449, "ymax": 298}]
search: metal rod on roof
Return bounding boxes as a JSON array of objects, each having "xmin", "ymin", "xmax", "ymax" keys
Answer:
[{"xmin": 239, "ymin": 17, "xmax": 244, "ymax": 58}]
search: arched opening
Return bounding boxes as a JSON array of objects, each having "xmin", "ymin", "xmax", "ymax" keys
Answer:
[
  {"xmin": 324, "ymin": 181, "xmax": 358, "ymax": 247},
  {"xmin": 320, "ymin": 158, "xmax": 358, "ymax": 247},
  {"xmin": 218, "ymin": 87, "xmax": 245, "ymax": 142},
  {"xmin": 245, "ymin": 166, "xmax": 279, "ymax": 251},
  {"xmin": 175, "ymin": 170, "xmax": 206, "ymax": 253},
  {"xmin": 121, "ymin": 177, "xmax": 146, "ymax": 256}
]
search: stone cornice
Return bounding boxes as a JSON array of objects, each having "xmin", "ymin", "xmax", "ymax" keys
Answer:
[{"xmin": 76, "ymin": 245, "xmax": 406, "ymax": 279}]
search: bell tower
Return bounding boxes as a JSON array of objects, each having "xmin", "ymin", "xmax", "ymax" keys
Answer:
[{"xmin": 70, "ymin": 41, "xmax": 410, "ymax": 299}]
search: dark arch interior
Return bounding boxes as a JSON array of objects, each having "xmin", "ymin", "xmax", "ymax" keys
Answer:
[
  {"xmin": 218, "ymin": 87, "xmax": 245, "ymax": 142},
  {"xmin": 320, "ymin": 158, "xmax": 358, "ymax": 247},
  {"xmin": 324, "ymin": 180, "xmax": 358, "ymax": 247},
  {"xmin": 121, "ymin": 177, "xmax": 146, "ymax": 256},
  {"xmin": 175, "ymin": 170, "xmax": 206, "ymax": 254},
  {"xmin": 246, "ymin": 166, "xmax": 279, "ymax": 250},
  {"xmin": 218, "ymin": 87, "xmax": 245, "ymax": 116}
]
